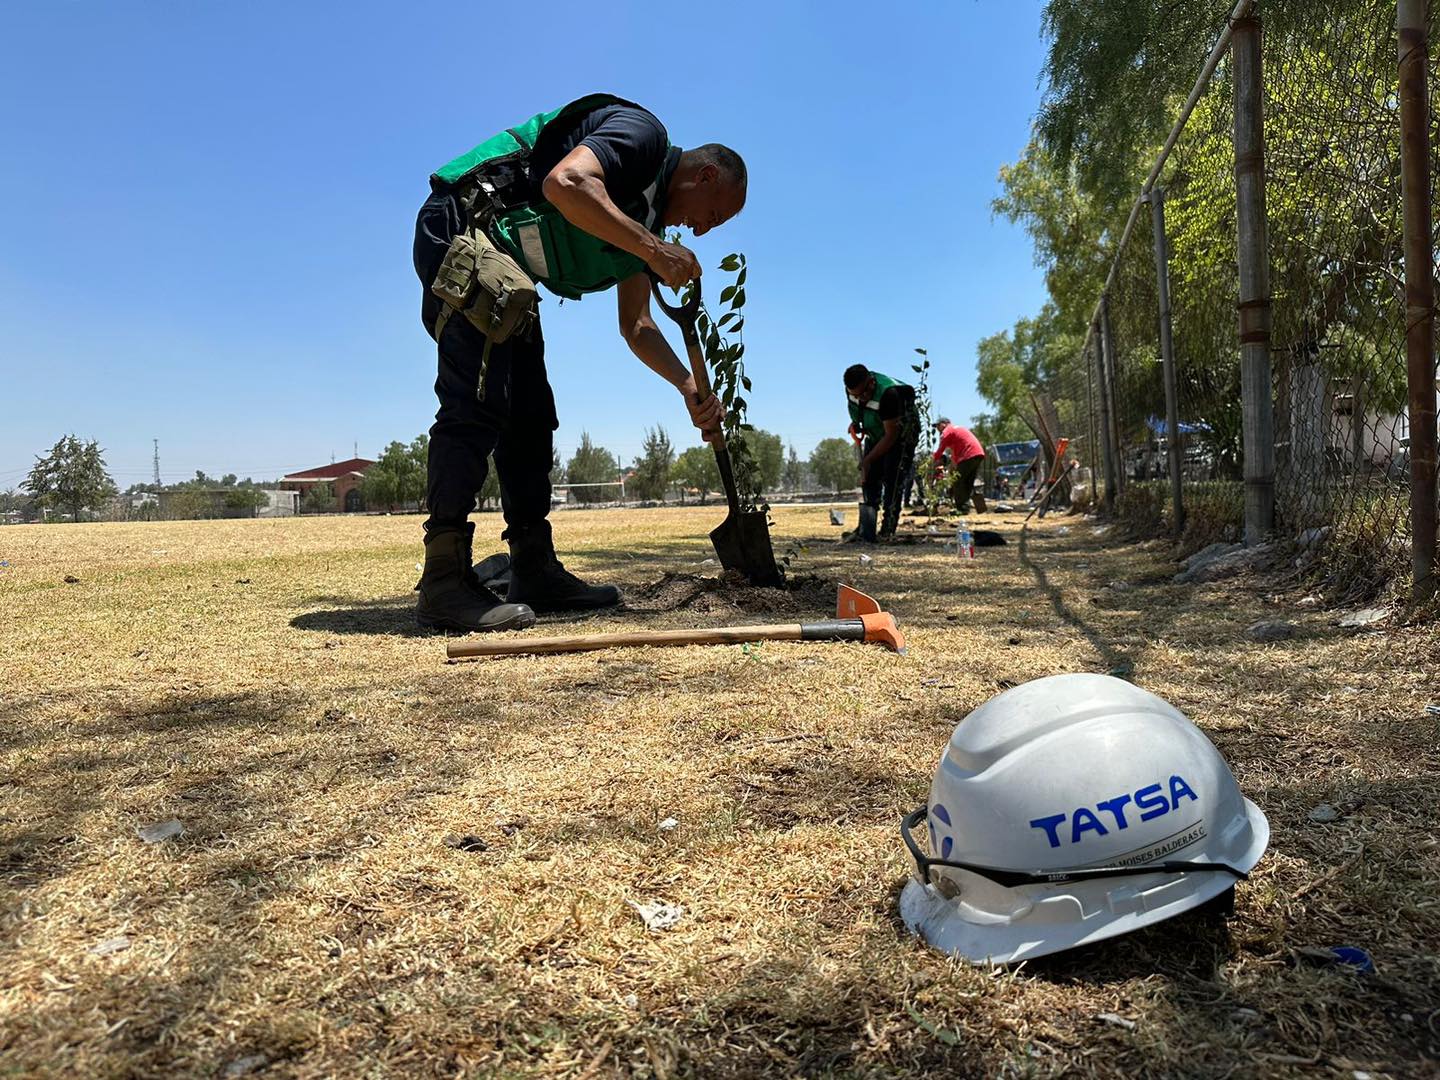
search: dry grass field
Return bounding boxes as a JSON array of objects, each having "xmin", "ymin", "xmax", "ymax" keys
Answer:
[{"xmin": 1, "ymin": 506, "xmax": 1437, "ymax": 1078}]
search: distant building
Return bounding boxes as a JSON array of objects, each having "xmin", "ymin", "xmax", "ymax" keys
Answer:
[{"xmin": 279, "ymin": 458, "xmax": 376, "ymax": 512}]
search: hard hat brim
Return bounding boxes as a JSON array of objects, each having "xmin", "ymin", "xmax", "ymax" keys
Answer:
[{"xmin": 900, "ymin": 797, "xmax": 1269, "ymax": 965}]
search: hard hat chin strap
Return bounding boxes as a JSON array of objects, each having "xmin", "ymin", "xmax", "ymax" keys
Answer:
[{"xmin": 900, "ymin": 808, "xmax": 1248, "ymax": 890}]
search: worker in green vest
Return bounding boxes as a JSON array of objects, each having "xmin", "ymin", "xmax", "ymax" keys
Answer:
[
  {"xmin": 843, "ymin": 364, "xmax": 920, "ymax": 542},
  {"xmin": 412, "ymin": 95, "xmax": 746, "ymax": 632}
]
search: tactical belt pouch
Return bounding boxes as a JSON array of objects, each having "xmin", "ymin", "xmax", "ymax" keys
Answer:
[{"xmin": 430, "ymin": 221, "xmax": 539, "ymax": 400}]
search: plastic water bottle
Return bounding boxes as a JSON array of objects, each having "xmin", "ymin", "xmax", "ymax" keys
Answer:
[{"xmin": 957, "ymin": 519, "xmax": 975, "ymax": 560}]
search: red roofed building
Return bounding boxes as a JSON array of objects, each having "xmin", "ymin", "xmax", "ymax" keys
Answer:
[{"xmin": 279, "ymin": 458, "xmax": 376, "ymax": 513}]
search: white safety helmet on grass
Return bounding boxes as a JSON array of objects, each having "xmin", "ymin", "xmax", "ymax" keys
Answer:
[{"xmin": 899, "ymin": 673, "xmax": 1268, "ymax": 964}]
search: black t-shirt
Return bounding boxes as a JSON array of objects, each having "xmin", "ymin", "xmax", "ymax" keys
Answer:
[
  {"xmin": 877, "ymin": 383, "xmax": 916, "ymax": 422},
  {"xmin": 529, "ymin": 102, "xmax": 678, "ymax": 213}
]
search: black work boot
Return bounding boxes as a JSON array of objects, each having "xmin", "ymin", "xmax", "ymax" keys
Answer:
[
  {"xmin": 417, "ymin": 524, "xmax": 536, "ymax": 633},
  {"xmin": 505, "ymin": 520, "xmax": 621, "ymax": 612}
]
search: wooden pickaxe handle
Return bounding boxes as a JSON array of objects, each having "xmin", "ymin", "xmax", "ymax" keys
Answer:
[{"xmin": 446, "ymin": 614, "xmax": 904, "ymax": 659}]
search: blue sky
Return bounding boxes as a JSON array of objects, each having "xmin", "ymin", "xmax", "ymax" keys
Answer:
[{"xmin": 0, "ymin": 0, "xmax": 1049, "ymax": 491}]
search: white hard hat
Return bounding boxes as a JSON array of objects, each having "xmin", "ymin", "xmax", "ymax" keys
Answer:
[{"xmin": 899, "ymin": 673, "xmax": 1268, "ymax": 964}]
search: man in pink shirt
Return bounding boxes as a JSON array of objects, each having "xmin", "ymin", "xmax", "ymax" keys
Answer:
[{"xmin": 932, "ymin": 417, "xmax": 988, "ymax": 513}]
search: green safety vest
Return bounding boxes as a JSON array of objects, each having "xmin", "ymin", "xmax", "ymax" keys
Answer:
[
  {"xmin": 848, "ymin": 371, "xmax": 912, "ymax": 441},
  {"xmin": 432, "ymin": 94, "xmax": 671, "ymax": 301}
]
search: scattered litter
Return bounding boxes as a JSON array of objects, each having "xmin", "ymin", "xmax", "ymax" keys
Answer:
[
  {"xmin": 63, "ymin": 575, "xmax": 80, "ymax": 584},
  {"xmin": 415, "ymin": 562, "xmax": 423, "ymax": 572},
  {"xmin": 626, "ymin": 899, "xmax": 684, "ymax": 931},
  {"xmin": 1297, "ymin": 595, "xmax": 1322, "ymax": 608},
  {"xmin": 1007, "ymin": 636, "xmax": 1022, "ymax": 646},
  {"xmin": 498, "ymin": 819, "xmax": 528, "ymax": 837},
  {"xmin": 697, "ymin": 557, "xmax": 719, "ymax": 567},
  {"xmin": 443, "ymin": 834, "xmax": 487, "ymax": 852},
  {"xmin": 1095, "ymin": 1012, "xmax": 1136, "ymax": 1031},
  {"xmin": 223, "ymin": 1054, "xmax": 269, "ymax": 1078},
  {"xmin": 1105, "ymin": 581, "xmax": 1134, "ymax": 592},
  {"xmin": 1308, "ymin": 804, "xmax": 1341, "ymax": 824},
  {"xmin": 1425, "ymin": 704, "xmax": 1440, "ymax": 716},
  {"xmin": 1337, "ymin": 608, "xmax": 1388, "ymax": 628},
  {"xmin": 136, "ymin": 819, "xmax": 183, "ymax": 843},
  {"xmin": 1230, "ymin": 1008, "xmax": 1262, "ymax": 1025},
  {"xmin": 829, "ymin": 510, "xmax": 844, "ymax": 526},
  {"xmin": 1297, "ymin": 945, "xmax": 1375, "ymax": 974},
  {"xmin": 657, "ymin": 817, "xmax": 679, "ymax": 832},
  {"xmin": 622, "ymin": 993, "xmax": 640, "ymax": 1009},
  {"xmin": 1246, "ymin": 620, "xmax": 1298, "ymax": 643},
  {"xmin": 1056, "ymin": 526, "xmax": 1070, "ymax": 536},
  {"xmin": 993, "ymin": 503, "xmax": 1015, "ymax": 512},
  {"xmin": 858, "ymin": 554, "xmax": 873, "ymax": 567},
  {"xmin": 1092, "ymin": 525, "xmax": 1110, "ymax": 535},
  {"xmin": 234, "ymin": 578, "xmax": 251, "ymax": 585},
  {"xmin": 1107, "ymin": 662, "xmax": 1134, "ymax": 680},
  {"xmin": 90, "ymin": 935, "xmax": 131, "ymax": 957},
  {"xmin": 926, "ymin": 524, "xmax": 938, "ymax": 535}
]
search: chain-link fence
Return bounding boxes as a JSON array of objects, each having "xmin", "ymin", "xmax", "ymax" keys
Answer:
[{"xmin": 1030, "ymin": 0, "xmax": 1439, "ymax": 603}]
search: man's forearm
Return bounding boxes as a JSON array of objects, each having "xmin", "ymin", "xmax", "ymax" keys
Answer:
[
  {"xmin": 626, "ymin": 324, "xmax": 693, "ymax": 393},
  {"xmin": 863, "ymin": 432, "xmax": 899, "ymax": 467},
  {"xmin": 547, "ymin": 173, "xmax": 660, "ymax": 263}
]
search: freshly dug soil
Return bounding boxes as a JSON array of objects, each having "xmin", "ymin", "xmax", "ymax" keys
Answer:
[{"xmin": 624, "ymin": 571, "xmax": 835, "ymax": 617}]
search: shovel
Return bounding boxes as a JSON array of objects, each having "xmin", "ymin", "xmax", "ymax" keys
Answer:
[{"xmin": 650, "ymin": 274, "xmax": 782, "ymax": 586}]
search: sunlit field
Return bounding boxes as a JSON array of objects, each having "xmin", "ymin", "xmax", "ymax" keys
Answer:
[{"xmin": 2, "ymin": 507, "xmax": 1435, "ymax": 1077}]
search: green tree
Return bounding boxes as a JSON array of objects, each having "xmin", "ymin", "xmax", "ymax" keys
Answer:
[
  {"xmin": 782, "ymin": 444, "xmax": 807, "ymax": 492},
  {"xmin": 222, "ymin": 488, "xmax": 267, "ymax": 515},
  {"xmin": 809, "ymin": 438, "xmax": 858, "ymax": 495},
  {"xmin": 25, "ymin": 435, "xmax": 118, "ymax": 521},
  {"xmin": 478, "ymin": 458, "xmax": 501, "ymax": 510},
  {"xmin": 566, "ymin": 432, "xmax": 619, "ymax": 504},
  {"xmin": 168, "ymin": 489, "xmax": 216, "ymax": 520},
  {"xmin": 730, "ymin": 427, "xmax": 783, "ymax": 495},
  {"xmin": 303, "ymin": 483, "xmax": 335, "ymax": 514},
  {"xmin": 629, "ymin": 426, "xmax": 674, "ymax": 502},
  {"xmin": 673, "ymin": 445, "xmax": 721, "ymax": 504},
  {"xmin": 362, "ymin": 438, "xmax": 427, "ymax": 511}
]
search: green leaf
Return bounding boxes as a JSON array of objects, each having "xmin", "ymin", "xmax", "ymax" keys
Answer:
[
  {"xmin": 912, "ymin": 364, "xmax": 923, "ymax": 373},
  {"xmin": 718, "ymin": 312, "xmax": 737, "ymax": 328},
  {"xmin": 733, "ymin": 288, "xmax": 746, "ymax": 307},
  {"xmin": 729, "ymin": 318, "xmax": 744, "ymax": 334},
  {"xmin": 719, "ymin": 254, "xmax": 741, "ymax": 272},
  {"xmin": 736, "ymin": 266, "xmax": 747, "ymax": 288},
  {"xmin": 914, "ymin": 347, "xmax": 927, "ymax": 355},
  {"xmin": 720, "ymin": 284, "xmax": 738, "ymax": 303},
  {"xmin": 741, "ymin": 376, "xmax": 752, "ymax": 391}
]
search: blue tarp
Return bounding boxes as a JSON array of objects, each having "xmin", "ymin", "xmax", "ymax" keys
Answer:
[
  {"xmin": 1146, "ymin": 415, "xmax": 1210, "ymax": 437},
  {"xmin": 991, "ymin": 440, "xmax": 1042, "ymax": 465}
]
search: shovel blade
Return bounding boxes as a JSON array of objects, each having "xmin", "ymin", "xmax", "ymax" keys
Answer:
[{"xmin": 711, "ymin": 510, "xmax": 783, "ymax": 586}]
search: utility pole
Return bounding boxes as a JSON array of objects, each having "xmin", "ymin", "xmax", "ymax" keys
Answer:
[
  {"xmin": 152, "ymin": 439, "xmax": 161, "ymax": 486},
  {"xmin": 1398, "ymin": 0, "xmax": 1438, "ymax": 600}
]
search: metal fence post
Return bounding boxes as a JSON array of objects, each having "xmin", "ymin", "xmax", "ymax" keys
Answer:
[
  {"xmin": 1397, "ymin": 0, "xmax": 1438, "ymax": 601},
  {"xmin": 1231, "ymin": 13, "xmax": 1276, "ymax": 546},
  {"xmin": 1096, "ymin": 303, "xmax": 1121, "ymax": 511},
  {"xmin": 1148, "ymin": 185, "xmax": 1186, "ymax": 537}
]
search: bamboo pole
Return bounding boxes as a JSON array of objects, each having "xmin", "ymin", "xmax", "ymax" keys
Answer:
[
  {"xmin": 1149, "ymin": 185, "xmax": 1186, "ymax": 537},
  {"xmin": 1232, "ymin": 13, "xmax": 1275, "ymax": 546},
  {"xmin": 1397, "ymin": 0, "xmax": 1438, "ymax": 601}
]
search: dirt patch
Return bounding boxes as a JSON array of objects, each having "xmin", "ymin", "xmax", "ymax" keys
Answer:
[{"xmin": 624, "ymin": 571, "xmax": 835, "ymax": 617}]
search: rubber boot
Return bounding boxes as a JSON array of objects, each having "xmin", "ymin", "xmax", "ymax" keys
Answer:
[
  {"xmin": 505, "ymin": 520, "xmax": 621, "ymax": 612},
  {"xmin": 417, "ymin": 524, "xmax": 536, "ymax": 633},
  {"xmin": 857, "ymin": 504, "xmax": 879, "ymax": 543}
]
